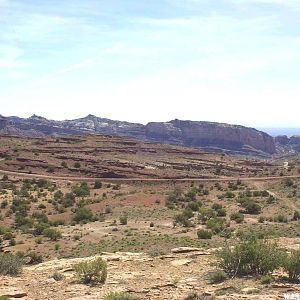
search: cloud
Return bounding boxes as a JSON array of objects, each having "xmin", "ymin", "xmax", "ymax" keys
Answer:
[
  {"xmin": 0, "ymin": 46, "xmax": 25, "ymax": 69},
  {"xmin": 1, "ymin": 0, "xmax": 300, "ymax": 127},
  {"xmin": 57, "ymin": 59, "xmax": 94, "ymax": 75}
]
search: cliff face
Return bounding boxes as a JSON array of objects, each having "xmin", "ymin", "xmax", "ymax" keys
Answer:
[
  {"xmin": 145, "ymin": 120, "xmax": 276, "ymax": 154},
  {"xmin": 275, "ymin": 135, "xmax": 300, "ymax": 152},
  {"xmin": 0, "ymin": 115, "xmax": 9, "ymax": 130},
  {"xmin": 0, "ymin": 115, "xmax": 276, "ymax": 155}
]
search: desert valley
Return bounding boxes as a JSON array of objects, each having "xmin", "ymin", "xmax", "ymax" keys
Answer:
[{"xmin": 1, "ymin": 119, "xmax": 300, "ymax": 299}]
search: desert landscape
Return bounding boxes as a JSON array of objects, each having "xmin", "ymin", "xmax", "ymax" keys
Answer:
[
  {"xmin": 1, "ymin": 133, "xmax": 300, "ymax": 299},
  {"xmin": 1, "ymin": 0, "xmax": 300, "ymax": 299}
]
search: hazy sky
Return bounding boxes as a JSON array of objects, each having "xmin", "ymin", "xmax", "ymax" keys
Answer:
[{"xmin": 1, "ymin": 0, "xmax": 300, "ymax": 127}]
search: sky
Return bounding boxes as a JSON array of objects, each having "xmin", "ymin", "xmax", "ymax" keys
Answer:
[{"xmin": 1, "ymin": 0, "xmax": 300, "ymax": 127}]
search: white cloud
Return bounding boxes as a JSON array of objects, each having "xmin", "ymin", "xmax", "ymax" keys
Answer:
[
  {"xmin": 1, "ymin": 0, "xmax": 300, "ymax": 127},
  {"xmin": 230, "ymin": 0, "xmax": 300, "ymax": 9},
  {"xmin": 0, "ymin": 46, "xmax": 25, "ymax": 69}
]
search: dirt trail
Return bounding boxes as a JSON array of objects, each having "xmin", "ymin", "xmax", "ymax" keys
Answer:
[{"xmin": 0, "ymin": 168, "xmax": 300, "ymax": 183}]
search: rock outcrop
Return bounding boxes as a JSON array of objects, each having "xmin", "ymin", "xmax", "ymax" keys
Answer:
[
  {"xmin": 275, "ymin": 135, "xmax": 300, "ymax": 153},
  {"xmin": 0, "ymin": 115, "xmax": 276, "ymax": 155},
  {"xmin": 145, "ymin": 120, "xmax": 276, "ymax": 154}
]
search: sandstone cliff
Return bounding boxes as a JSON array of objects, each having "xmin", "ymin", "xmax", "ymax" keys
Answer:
[
  {"xmin": 0, "ymin": 115, "xmax": 276, "ymax": 155},
  {"xmin": 145, "ymin": 120, "xmax": 276, "ymax": 154}
]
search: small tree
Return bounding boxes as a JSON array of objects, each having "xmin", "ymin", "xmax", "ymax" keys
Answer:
[
  {"xmin": 73, "ymin": 207, "xmax": 94, "ymax": 223},
  {"xmin": 217, "ymin": 235, "xmax": 285, "ymax": 277},
  {"xmin": 284, "ymin": 250, "xmax": 300, "ymax": 281}
]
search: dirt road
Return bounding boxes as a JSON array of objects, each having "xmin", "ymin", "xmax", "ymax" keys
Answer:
[{"xmin": 0, "ymin": 168, "xmax": 299, "ymax": 183}]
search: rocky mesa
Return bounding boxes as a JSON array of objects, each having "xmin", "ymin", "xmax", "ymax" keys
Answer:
[
  {"xmin": 145, "ymin": 119, "xmax": 276, "ymax": 154},
  {"xmin": 0, "ymin": 115, "xmax": 276, "ymax": 155}
]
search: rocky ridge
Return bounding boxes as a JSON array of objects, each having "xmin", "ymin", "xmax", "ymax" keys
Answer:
[{"xmin": 0, "ymin": 115, "xmax": 276, "ymax": 155}]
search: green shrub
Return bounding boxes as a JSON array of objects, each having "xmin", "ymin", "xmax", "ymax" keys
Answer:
[
  {"xmin": 284, "ymin": 178, "xmax": 294, "ymax": 187},
  {"xmin": 206, "ymin": 218, "xmax": 226, "ymax": 234},
  {"xmin": 284, "ymin": 250, "xmax": 300, "ymax": 281},
  {"xmin": 244, "ymin": 201, "xmax": 261, "ymax": 215},
  {"xmin": 74, "ymin": 257, "xmax": 107, "ymax": 284},
  {"xmin": 74, "ymin": 162, "xmax": 81, "ymax": 169},
  {"xmin": 73, "ymin": 207, "xmax": 94, "ymax": 223},
  {"xmin": 2, "ymin": 175, "xmax": 8, "ymax": 181},
  {"xmin": 73, "ymin": 234, "xmax": 81, "ymax": 241},
  {"xmin": 184, "ymin": 293, "xmax": 215, "ymax": 300},
  {"xmin": 219, "ymin": 227, "xmax": 233, "ymax": 239},
  {"xmin": 61, "ymin": 161, "xmax": 68, "ymax": 168},
  {"xmin": 0, "ymin": 225, "xmax": 11, "ymax": 235},
  {"xmin": 217, "ymin": 236, "xmax": 285, "ymax": 277},
  {"xmin": 293, "ymin": 211, "xmax": 300, "ymax": 221},
  {"xmin": 187, "ymin": 201, "xmax": 202, "ymax": 211},
  {"xmin": 174, "ymin": 213, "xmax": 193, "ymax": 227},
  {"xmin": 230, "ymin": 212, "xmax": 244, "ymax": 224},
  {"xmin": 199, "ymin": 208, "xmax": 216, "ymax": 223},
  {"xmin": 208, "ymin": 270, "xmax": 227, "ymax": 284},
  {"xmin": 52, "ymin": 271, "xmax": 65, "ymax": 281},
  {"xmin": 4, "ymin": 230, "xmax": 14, "ymax": 241},
  {"xmin": 104, "ymin": 292, "xmax": 139, "ymax": 300},
  {"xmin": 166, "ymin": 187, "xmax": 183, "ymax": 207},
  {"xmin": 112, "ymin": 184, "xmax": 121, "ymax": 190},
  {"xmin": 53, "ymin": 190, "xmax": 64, "ymax": 201},
  {"xmin": 267, "ymin": 195, "xmax": 276, "ymax": 204},
  {"xmin": 212, "ymin": 203, "xmax": 222, "ymax": 210},
  {"xmin": 216, "ymin": 208, "xmax": 226, "ymax": 217},
  {"xmin": 260, "ymin": 275, "xmax": 274, "ymax": 284},
  {"xmin": 43, "ymin": 228, "xmax": 62, "ymax": 241},
  {"xmin": 62, "ymin": 192, "xmax": 75, "ymax": 207},
  {"xmin": 72, "ymin": 182, "xmax": 90, "ymax": 197},
  {"xmin": 224, "ymin": 191, "xmax": 235, "ymax": 198},
  {"xmin": 33, "ymin": 222, "xmax": 50, "ymax": 236},
  {"xmin": 94, "ymin": 180, "xmax": 102, "ymax": 189},
  {"xmin": 35, "ymin": 237, "xmax": 43, "ymax": 244},
  {"xmin": 0, "ymin": 200, "xmax": 8, "ymax": 208},
  {"xmin": 211, "ymin": 204, "xmax": 227, "ymax": 217},
  {"xmin": 274, "ymin": 215, "xmax": 288, "ymax": 223},
  {"xmin": 26, "ymin": 252, "xmax": 43, "ymax": 265},
  {"xmin": 185, "ymin": 188, "xmax": 198, "ymax": 201},
  {"xmin": 105, "ymin": 206, "xmax": 113, "ymax": 214},
  {"xmin": 9, "ymin": 238, "xmax": 16, "ymax": 246},
  {"xmin": 0, "ymin": 253, "xmax": 23, "ymax": 276},
  {"xmin": 197, "ymin": 229, "xmax": 213, "ymax": 239},
  {"xmin": 119, "ymin": 215, "xmax": 128, "ymax": 225}
]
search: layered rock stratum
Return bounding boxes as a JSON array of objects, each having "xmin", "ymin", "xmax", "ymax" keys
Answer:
[{"xmin": 0, "ymin": 115, "xmax": 276, "ymax": 154}]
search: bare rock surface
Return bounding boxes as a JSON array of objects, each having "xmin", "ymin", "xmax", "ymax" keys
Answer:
[{"xmin": 0, "ymin": 251, "xmax": 296, "ymax": 300}]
